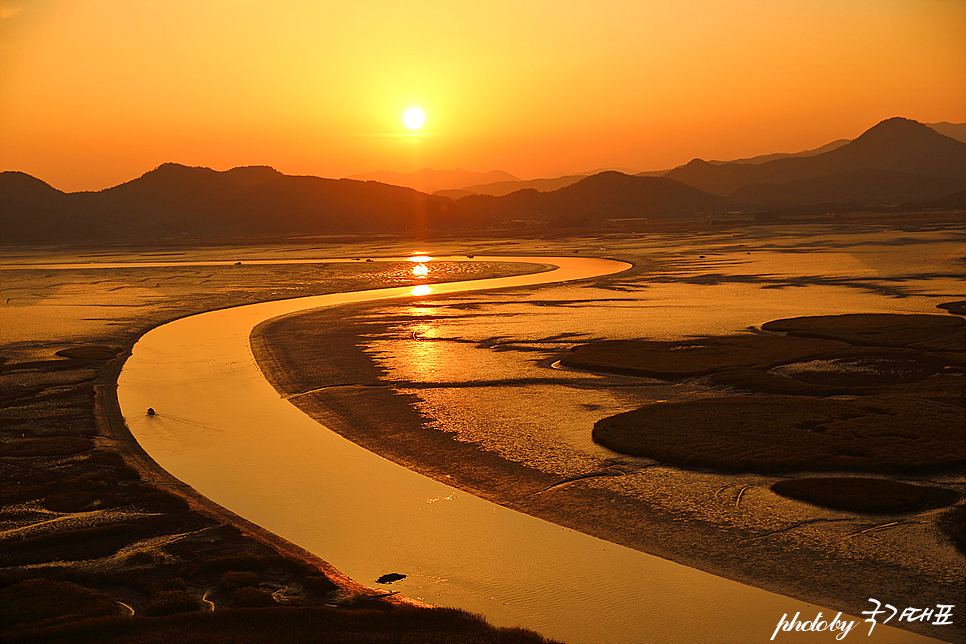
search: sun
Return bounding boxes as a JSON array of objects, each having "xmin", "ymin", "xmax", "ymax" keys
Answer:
[{"xmin": 402, "ymin": 106, "xmax": 426, "ymax": 130}]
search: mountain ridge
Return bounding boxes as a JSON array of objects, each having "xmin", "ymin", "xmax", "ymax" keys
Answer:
[
  {"xmin": 3, "ymin": 118, "xmax": 963, "ymax": 242},
  {"xmin": 662, "ymin": 117, "xmax": 966, "ymax": 201},
  {"xmin": 347, "ymin": 167, "xmax": 519, "ymax": 194}
]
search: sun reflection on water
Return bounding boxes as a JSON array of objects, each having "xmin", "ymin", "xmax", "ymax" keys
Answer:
[
  {"xmin": 411, "ymin": 284, "xmax": 432, "ymax": 296},
  {"xmin": 402, "ymin": 320, "xmax": 442, "ymax": 380},
  {"xmin": 412, "ymin": 263, "xmax": 429, "ymax": 277}
]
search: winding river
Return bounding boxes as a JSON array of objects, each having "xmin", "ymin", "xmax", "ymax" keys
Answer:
[{"xmin": 116, "ymin": 256, "xmax": 940, "ymax": 644}]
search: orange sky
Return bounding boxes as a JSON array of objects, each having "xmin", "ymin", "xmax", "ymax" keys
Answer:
[{"xmin": 2, "ymin": 0, "xmax": 964, "ymax": 192}]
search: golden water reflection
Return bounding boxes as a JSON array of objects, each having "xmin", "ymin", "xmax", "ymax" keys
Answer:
[
  {"xmin": 411, "ymin": 284, "xmax": 432, "ymax": 296},
  {"xmin": 412, "ymin": 263, "xmax": 429, "ymax": 277}
]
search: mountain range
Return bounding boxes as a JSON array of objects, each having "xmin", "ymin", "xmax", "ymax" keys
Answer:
[
  {"xmin": 662, "ymin": 118, "xmax": 965, "ymax": 205},
  {"xmin": 346, "ymin": 168, "xmax": 519, "ymax": 194},
  {"xmin": 435, "ymin": 121, "xmax": 964, "ymax": 198},
  {"xmin": 2, "ymin": 117, "xmax": 963, "ymax": 242}
]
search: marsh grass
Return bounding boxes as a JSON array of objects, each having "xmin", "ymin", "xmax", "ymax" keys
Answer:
[
  {"xmin": 0, "ymin": 579, "xmax": 120, "ymax": 629},
  {"xmin": 938, "ymin": 505, "xmax": 966, "ymax": 553},
  {"xmin": 770, "ymin": 477, "xmax": 960, "ymax": 513},
  {"xmin": 592, "ymin": 392, "xmax": 965, "ymax": 473},
  {"xmin": 3, "ymin": 436, "xmax": 94, "ymax": 457},
  {"xmin": 143, "ymin": 589, "xmax": 202, "ymax": 617},
  {"xmin": 561, "ymin": 335, "xmax": 848, "ymax": 379},
  {"xmin": 580, "ymin": 313, "xmax": 966, "ymax": 552},
  {"xmin": 219, "ymin": 570, "xmax": 260, "ymax": 592},
  {"xmin": 761, "ymin": 314, "xmax": 965, "ymax": 352},
  {"xmin": 232, "ymin": 586, "xmax": 276, "ymax": 608},
  {"xmin": 2, "ymin": 606, "xmax": 560, "ymax": 644},
  {"xmin": 1, "ymin": 259, "xmax": 565, "ymax": 644},
  {"xmin": 54, "ymin": 346, "xmax": 123, "ymax": 362},
  {"xmin": 580, "ymin": 314, "xmax": 965, "ymax": 473}
]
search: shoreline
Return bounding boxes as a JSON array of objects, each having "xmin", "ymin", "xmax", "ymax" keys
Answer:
[
  {"xmin": 2, "ymin": 255, "xmax": 568, "ymax": 642},
  {"xmin": 250, "ymin": 291, "xmax": 965, "ymax": 643},
  {"xmin": 91, "ymin": 349, "xmax": 419, "ymax": 608},
  {"xmin": 5, "ymin": 228, "xmax": 960, "ymax": 644}
]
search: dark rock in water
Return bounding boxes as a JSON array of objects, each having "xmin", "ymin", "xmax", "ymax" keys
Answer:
[{"xmin": 375, "ymin": 573, "xmax": 406, "ymax": 584}]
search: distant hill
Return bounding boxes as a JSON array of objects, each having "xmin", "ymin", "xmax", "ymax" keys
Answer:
[
  {"xmin": 435, "ymin": 174, "xmax": 588, "ymax": 198},
  {"xmin": 928, "ymin": 122, "xmax": 966, "ymax": 143},
  {"xmin": 3, "ymin": 164, "xmax": 729, "ymax": 241},
  {"xmin": 456, "ymin": 172, "xmax": 728, "ymax": 227},
  {"xmin": 0, "ymin": 172, "xmax": 76, "ymax": 241},
  {"xmin": 347, "ymin": 168, "xmax": 518, "ymax": 194},
  {"xmin": 663, "ymin": 118, "xmax": 966, "ymax": 206},
  {"xmin": 636, "ymin": 120, "xmax": 960, "ymax": 173},
  {"xmin": 0, "ymin": 164, "xmax": 455, "ymax": 242},
  {"xmin": 4, "ymin": 117, "xmax": 963, "ymax": 242},
  {"xmin": 708, "ymin": 139, "xmax": 851, "ymax": 166},
  {"xmin": 732, "ymin": 168, "xmax": 964, "ymax": 207},
  {"xmin": 435, "ymin": 168, "xmax": 644, "ymax": 199}
]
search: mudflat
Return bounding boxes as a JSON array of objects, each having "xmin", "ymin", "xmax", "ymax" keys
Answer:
[
  {"xmin": 251, "ymin": 223, "xmax": 965, "ymax": 643},
  {"xmin": 4, "ymin": 221, "xmax": 963, "ymax": 643},
  {"xmin": 1, "ymin": 247, "xmax": 559, "ymax": 643}
]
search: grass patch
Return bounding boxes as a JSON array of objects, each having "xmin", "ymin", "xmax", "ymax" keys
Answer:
[
  {"xmin": 592, "ymin": 394, "xmax": 965, "ymax": 473},
  {"xmin": 937, "ymin": 505, "xmax": 966, "ymax": 554},
  {"xmin": 2, "ymin": 436, "xmax": 94, "ymax": 457},
  {"xmin": 578, "ymin": 314, "xmax": 966, "ymax": 474},
  {"xmin": 561, "ymin": 335, "xmax": 847, "ymax": 380},
  {"xmin": 232, "ymin": 587, "xmax": 275, "ymax": 608},
  {"xmin": 761, "ymin": 313, "xmax": 965, "ymax": 352},
  {"xmin": 2, "ymin": 523, "xmax": 146, "ymax": 566},
  {"xmin": 143, "ymin": 590, "xmax": 202, "ymax": 617},
  {"xmin": 219, "ymin": 570, "xmax": 260, "ymax": 592},
  {"xmin": 54, "ymin": 346, "xmax": 123, "ymax": 362},
  {"xmin": 771, "ymin": 477, "xmax": 960, "ymax": 513},
  {"xmin": 0, "ymin": 579, "xmax": 120, "ymax": 629},
  {"xmin": 706, "ymin": 368, "xmax": 842, "ymax": 395},
  {"xmin": 3, "ymin": 606, "xmax": 560, "ymax": 644},
  {"xmin": 937, "ymin": 300, "xmax": 965, "ymax": 316}
]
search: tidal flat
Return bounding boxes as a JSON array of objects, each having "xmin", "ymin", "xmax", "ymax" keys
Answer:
[
  {"xmin": 253, "ymin": 222, "xmax": 964, "ymax": 642},
  {"xmin": 2, "ymin": 217, "xmax": 964, "ymax": 643},
  {"xmin": 1, "ymin": 249, "xmax": 559, "ymax": 642}
]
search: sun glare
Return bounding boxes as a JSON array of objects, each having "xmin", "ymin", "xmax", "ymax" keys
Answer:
[{"xmin": 402, "ymin": 106, "xmax": 426, "ymax": 130}]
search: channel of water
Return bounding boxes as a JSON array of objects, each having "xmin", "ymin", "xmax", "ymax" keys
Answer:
[{"xmin": 116, "ymin": 256, "xmax": 940, "ymax": 644}]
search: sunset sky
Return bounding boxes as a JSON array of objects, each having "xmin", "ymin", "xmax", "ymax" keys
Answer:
[{"xmin": 2, "ymin": 0, "xmax": 964, "ymax": 192}]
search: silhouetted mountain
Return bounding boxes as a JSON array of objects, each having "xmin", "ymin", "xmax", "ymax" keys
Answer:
[
  {"xmin": 434, "ymin": 174, "xmax": 588, "ymax": 198},
  {"xmin": 708, "ymin": 139, "xmax": 851, "ymax": 166},
  {"xmin": 4, "ymin": 118, "xmax": 963, "ymax": 242},
  {"xmin": 0, "ymin": 172, "xmax": 74, "ymax": 240},
  {"xmin": 1, "ymin": 164, "xmax": 453, "ymax": 241},
  {"xmin": 347, "ymin": 168, "xmax": 518, "ymax": 193},
  {"xmin": 928, "ymin": 122, "xmax": 966, "ymax": 144},
  {"xmin": 216, "ymin": 175, "xmax": 454, "ymax": 234},
  {"xmin": 733, "ymin": 168, "xmax": 965, "ymax": 207},
  {"xmin": 457, "ymin": 172, "xmax": 727, "ymax": 227},
  {"xmin": 664, "ymin": 118, "xmax": 966, "ymax": 206},
  {"xmin": 60, "ymin": 164, "xmax": 288, "ymax": 238}
]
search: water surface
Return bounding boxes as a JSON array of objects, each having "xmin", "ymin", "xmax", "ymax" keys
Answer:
[{"xmin": 116, "ymin": 255, "xmax": 943, "ymax": 644}]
